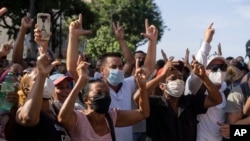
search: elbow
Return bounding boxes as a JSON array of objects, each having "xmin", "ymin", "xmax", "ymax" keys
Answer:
[
  {"xmin": 57, "ymin": 114, "xmax": 69, "ymax": 124},
  {"xmin": 17, "ymin": 115, "xmax": 39, "ymax": 126}
]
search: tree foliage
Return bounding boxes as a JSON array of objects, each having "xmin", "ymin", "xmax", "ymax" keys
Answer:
[
  {"xmin": 0, "ymin": 0, "xmax": 96, "ymax": 58},
  {"xmin": 85, "ymin": 0, "xmax": 166, "ymax": 59}
]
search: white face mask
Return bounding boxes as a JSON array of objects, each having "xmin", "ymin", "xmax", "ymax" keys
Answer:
[
  {"xmin": 208, "ymin": 69, "xmax": 226, "ymax": 85},
  {"xmin": 43, "ymin": 78, "xmax": 55, "ymax": 99},
  {"xmin": 164, "ymin": 79, "xmax": 185, "ymax": 97}
]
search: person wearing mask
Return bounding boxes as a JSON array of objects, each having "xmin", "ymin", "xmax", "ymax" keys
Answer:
[
  {"xmin": 14, "ymin": 25, "xmax": 70, "ymax": 141},
  {"xmin": 133, "ymin": 57, "xmax": 222, "ymax": 141},
  {"xmin": 58, "ymin": 57, "xmax": 149, "ymax": 141},
  {"xmin": 184, "ymin": 23, "xmax": 227, "ymax": 141},
  {"xmin": 66, "ymin": 14, "xmax": 157, "ymax": 141}
]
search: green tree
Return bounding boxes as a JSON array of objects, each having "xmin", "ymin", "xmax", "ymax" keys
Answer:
[
  {"xmin": 0, "ymin": 0, "xmax": 96, "ymax": 58},
  {"xmin": 85, "ymin": 0, "xmax": 166, "ymax": 59}
]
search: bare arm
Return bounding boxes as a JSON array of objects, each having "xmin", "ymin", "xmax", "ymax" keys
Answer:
[
  {"xmin": 116, "ymin": 60, "xmax": 149, "ymax": 127},
  {"xmin": 141, "ymin": 19, "xmax": 158, "ymax": 79},
  {"xmin": 113, "ymin": 22, "xmax": 135, "ymax": 78},
  {"xmin": 66, "ymin": 14, "xmax": 91, "ymax": 82},
  {"xmin": 16, "ymin": 28, "xmax": 59, "ymax": 126},
  {"xmin": 12, "ymin": 16, "xmax": 33, "ymax": 67},
  {"xmin": 190, "ymin": 56, "xmax": 222, "ymax": 109},
  {"xmin": 227, "ymin": 112, "xmax": 250, "ymax": 125},
  {"xmin": 133, "ymin": 59, "xmax": 174, "ymax": 104},
  {"xmin": 58, "ymin": 57, "xmax": 88, "ymax": 129}
]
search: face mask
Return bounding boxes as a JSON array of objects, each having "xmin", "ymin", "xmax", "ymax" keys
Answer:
[
  {"xmin": 164, "ymin": 79, "xmax": 185, "ymax": 97},
  {"xmin": 107, "ymin": 69, "xmax": 124, "ymax": 86},
  {"xmin": 90, "ymin": 94, "xmax": 111, "ymax": 114},
  {"xmin": 208, "ymin": 69, "xmax": 226, "ymax": 85},
  {"xmin": 43, "ymin": 78, "xmax": 55, "ymax": 99}
]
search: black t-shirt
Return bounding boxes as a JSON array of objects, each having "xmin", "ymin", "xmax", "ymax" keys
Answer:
[
  {"xmin": 14, "ymin": 111, "xmax": 70, "ymax": 141},
  {"xmin": 146, "ymin": 94, "xmax": 207, "ymax": 141}
]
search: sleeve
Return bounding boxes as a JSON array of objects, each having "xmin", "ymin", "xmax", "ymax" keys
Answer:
[
  {"xmin": 225, "ymin": 88, "xmax": 244, "ymax": 113},
  {"xmin": 192, "ymin": 94, "xmax": 207, "ymax": 114},
  {"xmin": 184, "ymin": 42, "xmax": 211, "ymax": 95}
]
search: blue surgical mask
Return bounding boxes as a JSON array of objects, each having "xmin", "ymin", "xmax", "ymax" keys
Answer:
[{"xmin": 107, "ymin": 69, "xmax": 124, "ymax": 86}]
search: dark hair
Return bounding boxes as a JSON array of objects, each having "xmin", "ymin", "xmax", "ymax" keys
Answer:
[
  {"xmin": 134, "ymin": 50, "xmax": 146, "ymax": 55},
  {"xmin": 226, "ymin": 56, "xmax": 234, "ymax": 61},
  {"xmin": 100, "ymin": 52, "xmax": 122, "ymax": 66},
  {"xmin": 156, "ymin": 59, "xmax": 165, "ymax": 69},
  {"xmin": 78, "ymin": 79, "xmax": 105, "ymax": 104}
]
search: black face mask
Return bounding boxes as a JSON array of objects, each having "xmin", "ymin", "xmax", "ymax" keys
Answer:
[{"xmin": 90, "ymin": 94, "xmax": 111, "ymax": 114}]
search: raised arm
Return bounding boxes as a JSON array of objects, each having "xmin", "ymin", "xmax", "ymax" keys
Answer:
[
  {"xmin": 58, "ymin": 56, "xmax": 89, "ymax": 130},
  {"xmin": 133, "ymin": 59, "xmax": 174, "ymax": 103},
  {"xmin": 185, "ymin": 23, "xmax": 215, "ymax": 95},
  {"xmin": 12, "ymin": 16, "xmax": 33, "ymax": 67},
  {"xmin": 16, "ymin": 27, "xmax": 59, "ymax": 126},
  {"xmin": 66, "ymin": 14, "xmax": 91, "ymax": 82},
  {"xmin": 113, "ymin": 22, "xmax": 135, "ymax": 78},
  {"xmin": 190, "ymin": 56, "xmax": 222, "ymax": 108},
  {"xmin": 116, "ymin": 59, "xmax": 149, "ymax": 127},
  {"xmin": 16, "ymin": 54, "xmax": 58, "ymax": 126},
  {"xmin": 141, "ymin": 19, "xmax": 158, "ymax": 79}
]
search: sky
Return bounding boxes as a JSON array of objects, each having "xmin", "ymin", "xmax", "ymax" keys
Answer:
[{"xmin": 137, "ymin": 0, "xmax": 250, "ymax": 62}]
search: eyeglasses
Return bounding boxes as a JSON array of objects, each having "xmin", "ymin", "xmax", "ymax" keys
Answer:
[{"xmin": 207, "ymin": 64, "xmax": 227, "ymax": 72}]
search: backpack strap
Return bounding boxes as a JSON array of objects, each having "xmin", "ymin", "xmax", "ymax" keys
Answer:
[
  {"xmin": 240, "ymin": 82, "xmax": 250, "ymax": 103},
  {"xmin": 105, "ymin": 112, "xmax": 116, "ymax": 141}
]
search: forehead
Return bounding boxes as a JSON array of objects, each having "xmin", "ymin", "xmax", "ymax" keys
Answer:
[
  {"xmin": 89, "ymin": 82, "xmax": 109, "ymax": 95},
  {"xmin": 134, "ymin": 53, "xmax": 146, "ymax": 58},
  {"xmin": 103, "ymin": 57, "xmax": 123, "ymax": 66}
]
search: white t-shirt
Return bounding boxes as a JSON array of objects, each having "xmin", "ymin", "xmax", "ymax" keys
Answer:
[
  {"xmin": 109, "ymin": 76, "xmax": 136, "ymax": 141},
  {"xmin": 196, "ymin": 83, "xmax": 227, "ymax": 141}
]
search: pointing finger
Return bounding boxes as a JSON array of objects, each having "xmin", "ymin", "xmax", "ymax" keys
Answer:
[
  {"xmin": 145, "ymin": 19, "xmax": 149, "ymax": 29},
  {"xmin": 208, "ymin": 22, "xmax": 214, "ymax": 29},
  {"xmin": 78, "ymin": 13, "xmax": 82, "ymax": 25}
]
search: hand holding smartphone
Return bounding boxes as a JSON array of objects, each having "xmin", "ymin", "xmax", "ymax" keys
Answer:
[{"xmin": 37, "ymin": 13, "xmax": 51, "ymax": 41}]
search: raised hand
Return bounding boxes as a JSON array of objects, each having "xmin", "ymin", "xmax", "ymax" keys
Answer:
[
  {"xmin": 76, "ymin": 55, "xmax": 89, "ymax": 79},
  {"xmin": 160, "ymin": 57, "xmax": 174, "ymax": 77},
  {"xmin": 112, "ymin": 21, "xmax": 124, "ymax": 41},
  {"xmin": 0, "ymin": 7, "xmax": 7, "ymax": 16},
  {"xmin": 134, "ymin": 58, "xmax": 146, "ymax": 89},
  {"xmin": 141, "ymin": 19, "xmax": 158, "ymax": 41},
  {"xmin": 0, "ymin": 42, "xmax": 14, "ymax": 57},
  {"xmin": 217, "ymin": 42, "xmax": 222, "ymax": 55},
  {"xmin": 21, "ymin": 16, "xmax": 34, "ymax": 29},
  {"xmin": 36, "ymin": 54, "xmax": 60, "ymax": 77},
  {"xmin": 190, "ymin": 55, "xmax": 206, "ymax": 78},
  {"xmin": 204, "ymin": 22, "xmax": 215, "ymax": 43},
  {"xmin": 34, "ymin": 24, "xmax": 51, "ymax": 51},
  {"xmin": 69, "ymin": 13, "xmax": 92, "ymax": 37},
  {"xmin": 161, "ymin": 49, "xmax": 168, "ymax": 62}
]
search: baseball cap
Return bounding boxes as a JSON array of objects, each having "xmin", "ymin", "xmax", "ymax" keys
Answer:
[
  {"xmin": 206, "ymin": 54, "xmax": 227, "ymax": 69},
  {"xmin": 246, "ymin": 39, "xmax": 250, "ymax": 57},
  {"xmin": 49, "ymin": 73, "xmax": 73, "ymax": 85}
]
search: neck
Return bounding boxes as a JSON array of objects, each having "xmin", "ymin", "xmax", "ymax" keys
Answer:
[{"xmin": 84, "ymin": 109, "xmax": 105, "ymax": 124}]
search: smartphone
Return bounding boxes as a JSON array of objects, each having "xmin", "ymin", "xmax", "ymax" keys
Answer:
[{"xmin": 37, "ymin": 13, "xmax": 51, "ymax": 40}]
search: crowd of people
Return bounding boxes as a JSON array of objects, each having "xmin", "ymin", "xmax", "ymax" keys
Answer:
[{"xmin": 1, "ymin": 6, "xmax": 250, "ymax": 141}]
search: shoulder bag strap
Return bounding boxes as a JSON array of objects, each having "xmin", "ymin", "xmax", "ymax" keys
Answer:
[{"xmin": 105, "ymin": 112, "xmax": 116, "ymax": 141}]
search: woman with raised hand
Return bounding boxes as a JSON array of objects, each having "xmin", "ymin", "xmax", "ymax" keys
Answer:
[
  {"xmin": 14, "ymin": 23, "xmax": 70, "ymax": 141},
  {"xmin": 58, "ymin": 58, "xmax": 149, "ymax": 141}
]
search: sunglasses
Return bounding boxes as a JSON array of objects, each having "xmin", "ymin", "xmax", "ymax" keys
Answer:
[{"xmin": 207, "ymin": 64, "xmax": 227, "ymax": 72}]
